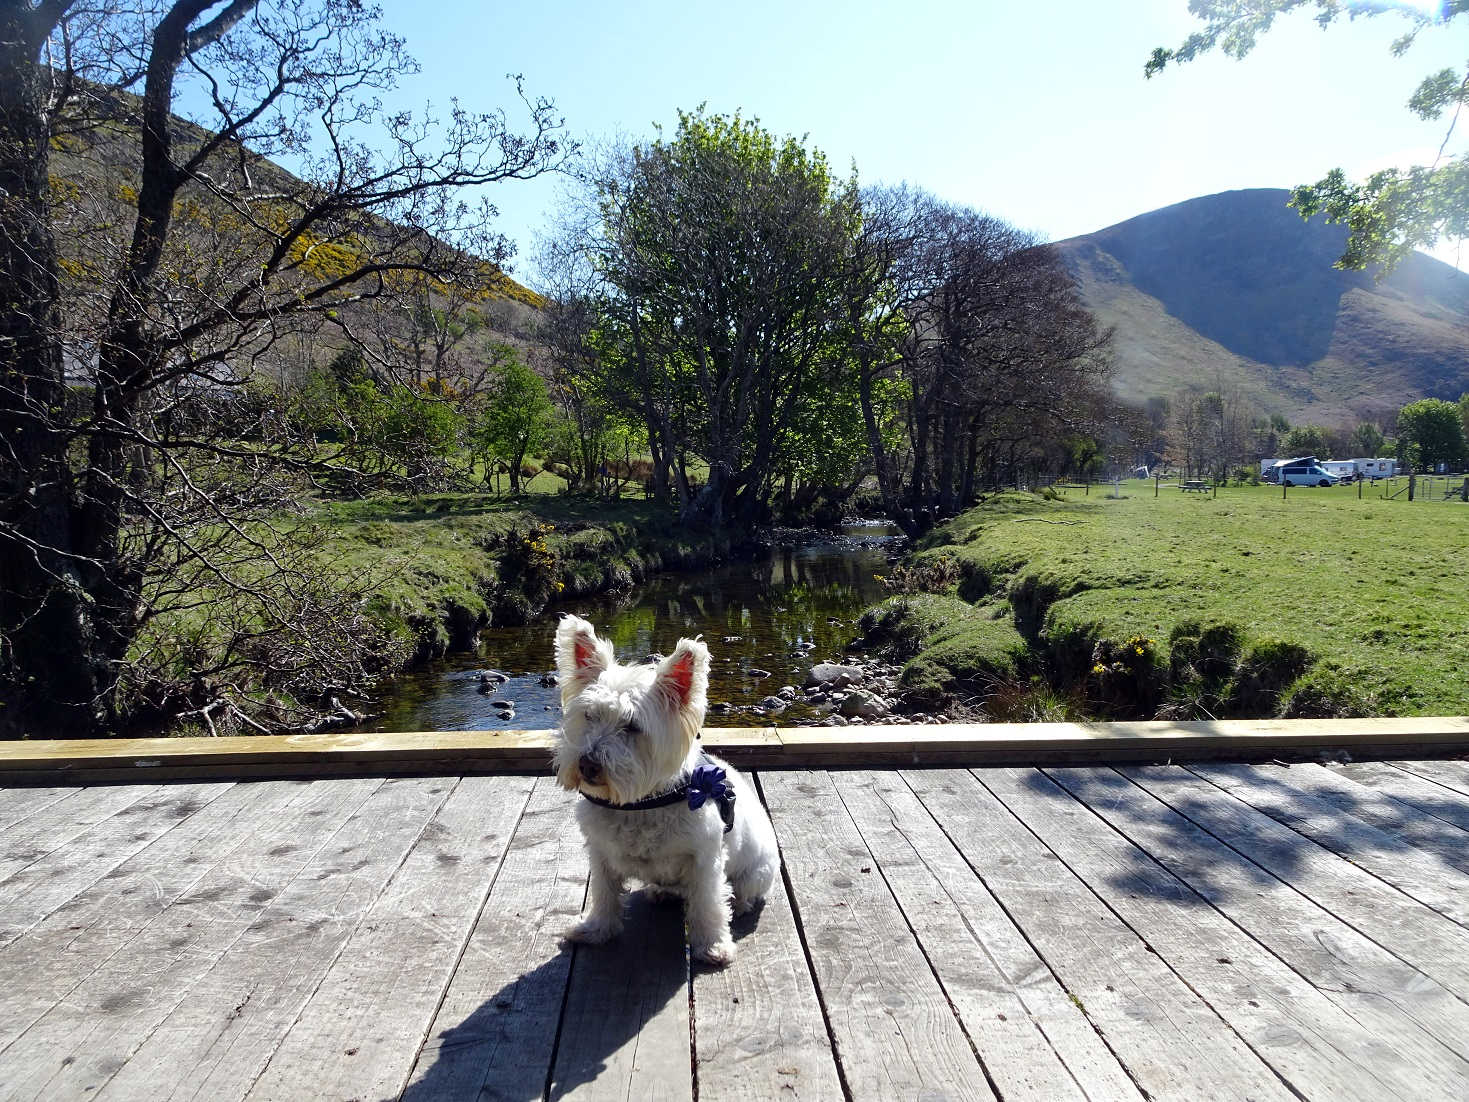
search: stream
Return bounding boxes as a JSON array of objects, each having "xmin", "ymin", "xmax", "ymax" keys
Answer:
[{"xmin": 366, "ymin": 522, "xmax": 902, "ymax": 731}]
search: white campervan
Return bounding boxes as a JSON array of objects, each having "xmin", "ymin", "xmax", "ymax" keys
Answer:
[
  {"xmin": 1352, "ymin": 457, "xmax": 1397, "ymax": 479},
  {"xmin": 1271, "ymin": 457, "xmax": 1338, "ymax": 487}
]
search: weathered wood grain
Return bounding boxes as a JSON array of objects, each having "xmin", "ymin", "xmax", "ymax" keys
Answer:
[
  {"xmin": 549, "ymin": 891, "xmax": 692, "ymax": 1101},
  {"xmin": 0, "ymin": 778, "xmax": 384, "ymax": 1101},
  {"xmin": 691, "ymin": 776, "xmax": 843, "ymax": 1102},
  {"xmin": 1123, "ymin": 764, "xmax": 1469, "ymax": 1001},
  {"xmin": 0, "ymin": 785, "xmax": 162, "ymax": 885},
  {"xmin": 1335, "ymin": 760, "xmax": 1469, "ymax": 832},
  {"xmin": 244, "ymin": 774, "xmax": 536, "ymax": 1101},
  {"xmin": 400, "ymin": 777, "xmax": 587, "ymax": 1102},
  {"xmin": 907, "ymin": 767, "xmax": 1299, "ymax": 1102},
  {"xmin": 87, "ymin": 777, "xmax": 453, "ymax": 1101},
  {"xmin": 5, "ymin": 759, "xmax": 1469, "ymax": 1101},
  {"xmin": 0, "ymin": 780, "xmax": 296, "ymax": 1054},
  {"xmin": 761, "ymin": 771, "xmax": 995, "ymax": 1101},
  {"xmin": 0, "ymin": 786, "xmax": 77, "ymax": 833},
  {"xmin": 0, "ymin": 783, "xmax": 234, "ymax": 951},
  {"xmin": 1390, "ymin": 757, "xmax": 1469, "ymax": 798},
  {"xmin": 1191, "ymin": 762, "xmax": 1469, "ymax": 925},
  {"xmin": 837, "ymin": 769, "xmax": 1142, "ymax": 1101},
  {"xmin": 1041, "ymin": 766, "xmax": 1469, "ymax": 1092}
]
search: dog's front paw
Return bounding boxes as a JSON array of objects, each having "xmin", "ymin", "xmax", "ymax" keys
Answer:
[
  {"xmin": 691, "ymin": 937, "xmax": 737, "ymax": 967},
  {"xmin": 563, "ymin": 916, "xmax": 622, "ymax": 945}
]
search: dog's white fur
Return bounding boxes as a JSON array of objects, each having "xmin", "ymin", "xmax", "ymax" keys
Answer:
[{"xmin": 552, "ymin": 614, "xmax": 779, "ymax": 965}]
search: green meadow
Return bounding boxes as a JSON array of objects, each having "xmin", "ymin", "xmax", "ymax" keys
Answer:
[{"xmin": 869, "ymin": 482, "xmax": 1469, "ymax": 719}]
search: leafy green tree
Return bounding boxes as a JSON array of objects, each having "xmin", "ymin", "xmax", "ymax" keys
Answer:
[
  {"xmin": 1459, "ymin": 392, "xmax": 1469, "ymax": 446},
  {"xmin": 1282, "ymin": 424, "xmax": 1331, "ymax": 459},
  {"xmin": 1252, "ymin": 412, "xmax": 1291, "ymax": 458},
  {"xmin": 1349, "ymin": 421, "xmax": 1387, "ymax": 458},
  {"xmin": 1147, "ymin": 0, "xmax": 1467, "ymax": 273},
  {"xmin": 0, "ymin": 1, "xmax": 561, "ymax": 735},
  {"xmin": 575, "ymin": 109, "xmax": 858, "ymax": 529},
  {"xmin": 476, "ymin": 356, "xmax": 554, "ymax": 494},
  {"xmin": 1396, "ymin": 397, "xmax": 1466, "ymax": 470}
]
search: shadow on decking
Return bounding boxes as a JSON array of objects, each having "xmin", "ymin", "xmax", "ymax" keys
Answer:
[
  {"xmin": 1009, "ymin": 761, "xmax": 1469, "ymax": 909},
  {"xmin": 404, "ymin": 889, "xmax": 766, "ymax": 1100}
]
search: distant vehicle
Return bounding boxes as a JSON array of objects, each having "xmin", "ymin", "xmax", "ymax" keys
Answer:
[
  {"xmin": 1275, "ymin": 459, "xmax": 1337, "ymax": 487},
  {"xmin": 1322, "ymin": 460, "xmax": 1357, "ymax": 482},
  {"xmin": 1351, "ymin": 457, "xmax": 1398, "ymax": 479},
  {"xmin": 1262, "ymin": 456, "xmax": 1322, "ymax": 484}
]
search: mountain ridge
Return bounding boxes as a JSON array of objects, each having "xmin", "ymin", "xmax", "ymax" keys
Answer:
[{"xmin": 1051, "ymin": 188, "xmax": 1469, "ymax": 426}]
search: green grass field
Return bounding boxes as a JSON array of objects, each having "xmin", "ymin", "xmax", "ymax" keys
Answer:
[{"xmin": 883, "ymin": 482, "xmax": 1469, "ymax": 718}]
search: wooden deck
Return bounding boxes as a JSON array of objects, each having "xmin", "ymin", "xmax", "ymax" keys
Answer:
[{"xmin": 3, "ymin": 757, "xmax": 1469, "ymax": 1100}]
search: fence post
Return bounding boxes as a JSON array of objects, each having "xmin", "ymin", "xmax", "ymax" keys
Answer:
[{"xmin": 1409, "ymin": 472, "xmax": 1416, "ymax": 502}]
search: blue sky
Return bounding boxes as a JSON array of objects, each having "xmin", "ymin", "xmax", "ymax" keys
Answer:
[{"xmin": 370, "ymin": 0, "xmax": 1465, "ymax": 282}]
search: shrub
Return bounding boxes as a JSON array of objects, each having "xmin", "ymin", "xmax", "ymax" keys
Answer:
[
  {"xmin": 1168, "ymin": 620, "xmax": 1244, "ymax": 683},
  {"xmin": 1228, "ymin": 637, "xmax": 1313, "ymax": 716},
  {"xmin": 1282, "ymin": 665, "xmax": 1379, "ymax": 718},
  {"xmin": 897, "ymin": 617, "xmax": 1028, "ymax": 709},
  {"xmin": 876, "ymin": 554, "xmax": 962, "ymax": 595},
  {"xmin": 1086, "ymin": 633, "xmax": 1163, "ymax": 718}
]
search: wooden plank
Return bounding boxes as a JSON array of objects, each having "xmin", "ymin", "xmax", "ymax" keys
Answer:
[
  {"xmin": 1334, "ymin": 760, "xmax": 1469, "ymax": 833},
  {"xmin": 1123, "ymin": 765, "xmax": 1469, "ymax": 998},
  {"xmin": 0, "ymin": 729, "xmax": 775, "ymax": 784},
  {"xmin": 400, "ymin": 778, "xmax": 586, "ymax": 1101},
  {"xmin": 1191, "ymin": 762, "xmax": 1469, "ymax": 924},
  {"xmin": 761, "ymin": 770, "xmax": 995, "ymax": 1101},
  {"xmin": 0, "ymin": 780, "xmax": 297, "ymax": 1053},
  {"xmin": 0, "ymin": 778, "xmax": 384, "ymax": 1101},
  {"xmin": 1391, "ymin": 757, "xmax": 1469, "ymax": 798},
  {"xmin": 770, "ymin": 716, "xmax": 1469, "ymax": 766},
  {"xmin": 89, "ymin": 776, "xmax": 460, "ymax": 1101},
  {"xmin": 549, "ymin": 890, "xmax": 692, "ymax": 1101},
  {"xmin": 0, "ymin": 784, "xmax": 162, "ymax": 885},
  {"xmin": 909, "ymin": 767, "xmax": 1294, "ymax": 1102},
  {"xmin": 1039, "ymin": 766, "xmax": 1469, "ymax": 1091},
  {"xmin": 834, "ymin": 770, "xmax": 1141, "ymax": 1101},
  {"xmin": 691, "ymin": 776, "xmax": 844, "ymax": 1102},
  {"xmin": 0, "ymin": 786, "xmax": 77, "ymax": 833},
  {"xmin": 0, "ymin": 783, "xmax": 234, "ymax": 950},
  {"xmin": 3, "ymin": 718, "xmax": 1468, "ymax": 783},
  {"xmin": 245, "ymin": 774, "xmax": 537, "ymax": 1101}
]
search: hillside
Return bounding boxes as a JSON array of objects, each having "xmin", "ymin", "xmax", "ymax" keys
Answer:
[
  {"xmin": 1052, "ymin": 189, "xmax": 1469, "ymax": 426},
  {"xmin": 46, "ymin": 99, "xmax": 546, "ymax": 387}
]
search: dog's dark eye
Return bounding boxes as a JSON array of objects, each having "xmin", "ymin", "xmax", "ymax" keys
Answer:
[{"xmin": 623, "ymin": 719, "xmax": 642, "ymax": 736}]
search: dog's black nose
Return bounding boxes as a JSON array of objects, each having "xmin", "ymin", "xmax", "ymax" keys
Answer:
[{"xmin": 578, "ymin": 754, "xmax": 602, "ymax": 783}]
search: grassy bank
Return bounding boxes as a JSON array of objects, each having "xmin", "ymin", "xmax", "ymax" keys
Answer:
[
  {"xmin": 141, "ymin": 493, "xmax": 728, "ymax": 734},
  {"xmin": 859, "ymin": 485, "xmax": 1469, "ymax": 719},
  {"xmin": 313, "ymin": 494, "xmax": 728, "ymax": 658}
]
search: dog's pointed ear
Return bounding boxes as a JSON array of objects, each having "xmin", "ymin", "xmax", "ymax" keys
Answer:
[
  {"xmin": 554, "ymin": 615, "xmax": 613, "ymax": 704},
  {"xmin": 653, "ymin": 637, "xmax": 709, "ymax": 716}
]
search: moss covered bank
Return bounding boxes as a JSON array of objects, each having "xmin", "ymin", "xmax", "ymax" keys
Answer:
[{"xmin": 853, "ymin": 488, "xmax": 1469, "ymax": 721}]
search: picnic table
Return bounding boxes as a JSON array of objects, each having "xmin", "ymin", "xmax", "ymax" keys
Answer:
[{"xmin": 1180, "ymin": 479, "xmax": 1210, "ymax": 492}]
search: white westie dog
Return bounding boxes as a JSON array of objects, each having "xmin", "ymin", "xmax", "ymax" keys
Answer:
[{"xmin": 552, "ymin": 614, "xmax": 779, "ymax": 966}]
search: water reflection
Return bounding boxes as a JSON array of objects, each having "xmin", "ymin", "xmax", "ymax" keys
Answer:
[{"xmin": 368, "ymin": 525, "xmax": 898, "ymax": 732}]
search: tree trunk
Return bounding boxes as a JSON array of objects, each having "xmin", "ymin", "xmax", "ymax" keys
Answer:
[{"xmin": 0, "ymin": 13, "xmax": 119, "ymax": 735}]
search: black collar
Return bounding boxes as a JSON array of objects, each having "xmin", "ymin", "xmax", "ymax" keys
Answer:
[{"xmin": 580, "ymin": 753, "xmax": 736, "ymax": 833}]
